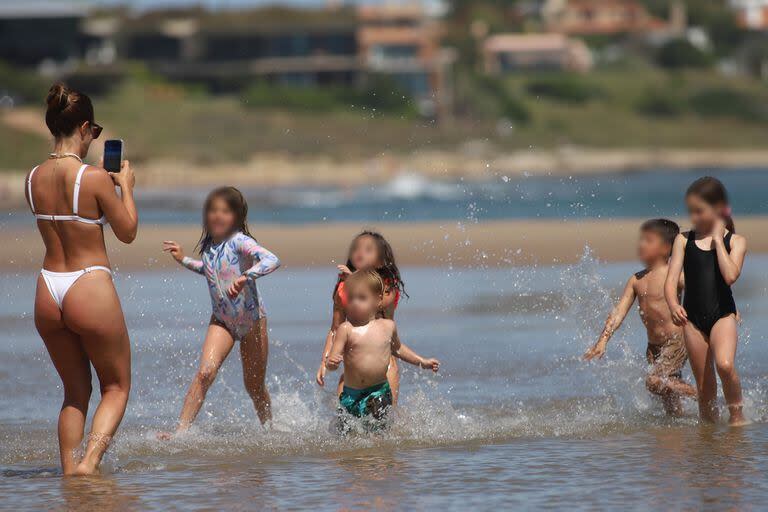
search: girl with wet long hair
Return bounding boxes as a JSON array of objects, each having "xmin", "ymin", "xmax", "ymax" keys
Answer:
[
  {"xmin": 315, "ymin": 230, "xmax": 408, "ymax": 404},
  {"xmin": 665, "ymin": 177, "xmax": 748, "ymax": 425},
  {"xmin": 160, "ymin": 187, "xmax": 280, "ymax": 438}
]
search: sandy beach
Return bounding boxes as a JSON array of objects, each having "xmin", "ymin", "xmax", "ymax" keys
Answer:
[{"xmin": 4, "ymin": 216, "xmax": 767, "ymax": 271}]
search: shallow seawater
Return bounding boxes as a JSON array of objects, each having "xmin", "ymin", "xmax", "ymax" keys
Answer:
[
  {"xmin": 4, "ymin": 167, "xmax": 768, "ymax": 225},
  {"xmin": 2, "ymin": 255, "xmax": 768, "ymax": 510}
]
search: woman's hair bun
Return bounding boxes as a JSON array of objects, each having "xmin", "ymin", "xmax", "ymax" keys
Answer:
[
  {"xmin": 46, "ymin": 83, "xmax": 69, "ymax": 112},
  {"xmin": 44, "ymin": 82, "xmax": 94, "ymax": 139}
]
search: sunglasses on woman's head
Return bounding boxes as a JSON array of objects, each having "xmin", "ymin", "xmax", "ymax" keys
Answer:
[{"xmin": 91, "ymin": 122, "xmax": 103, "ymax": 139}]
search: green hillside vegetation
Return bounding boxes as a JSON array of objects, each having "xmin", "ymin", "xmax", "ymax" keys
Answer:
[
  {"xmin": 3, "ymin": 0, "xmax": 768, "ymax": 170},
  {"xmin": 3, "ymin": 66, "xmax": 768, "ymax": 172}
]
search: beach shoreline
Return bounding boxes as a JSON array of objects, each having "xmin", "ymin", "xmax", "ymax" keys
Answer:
[
  {"xmin": 4, "ymin": 216, "xmax": 768, "ymax": 271},
  {"xmin": 2, "ymin": 147, "xmax": 768, "ymax": 208}
]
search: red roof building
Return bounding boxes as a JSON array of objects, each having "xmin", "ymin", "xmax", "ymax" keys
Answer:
[
  {"xmin": 542, "ymin": 0, "xmax": 666, "ymax": 35},
  {"xmin": 482, "ymin": 33, "xmax": 593, "ymax": 73}
]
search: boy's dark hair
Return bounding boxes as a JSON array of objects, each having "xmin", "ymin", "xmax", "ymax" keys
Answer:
[
  {"xmin": 196, "ymin": 186, "xmax": 253, "ymax": 254},
  {"xmin": 640, "ymin": 218, "xmax": 680, "ymax": 247}
]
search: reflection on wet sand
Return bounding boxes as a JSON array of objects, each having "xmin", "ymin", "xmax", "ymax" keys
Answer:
[
  {"xmin": 333, "ymin": 449, "xmax": 406, "ymax": 510},
  {"xmin": 61, "ymin": 476, "xmax": 141, "ymax": 512},
  {"xmin": 647, "ymin": 425, "xmax": 754, "ymax": 510},
  {"xmin": 686, "ymin": 426, "xmax": 752, "ymax": 508}
]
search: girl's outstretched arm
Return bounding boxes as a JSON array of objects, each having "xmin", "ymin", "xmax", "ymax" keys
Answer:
[
  {"xmin": 665, "ymin": 233, "xmax": 688, "ymax": 326},
  {"xmin": 181, "ymin": 257, "xmax": 205, "ymax": 274},
  {"xmin": 238, "ymin": 235, "xmax": 281, "ymax": 279},
  {"xmin": 226, "ymin": 235, "xmax": 281, "ymax": 298},
  {"xmin": 317, "ymin": 296, "xmax": 345, "ymax": 386},
  {"xmin": 163, "ymin": 241, "xmax": 204, "ymax": 274},
  {"xmin": 713, "ymin": 222, "xmax": 747, "ymax": 285}
]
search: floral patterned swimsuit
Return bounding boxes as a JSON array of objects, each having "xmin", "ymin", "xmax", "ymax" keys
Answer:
[{"xmin": 182, "ymin": 232, "xmax": 280, "ymax": 339}]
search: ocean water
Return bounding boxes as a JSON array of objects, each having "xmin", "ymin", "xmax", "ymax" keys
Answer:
[
  {"xmin": 4, "ymin": 168, "xmax": 768, "ymax": 225},
  {"xmin": 2, "ymin": 254, "xmax": 768, "ymax": 509}
]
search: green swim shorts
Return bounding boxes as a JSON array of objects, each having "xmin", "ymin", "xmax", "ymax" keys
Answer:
[{"xmin": 338, "ymin": 381, "xmax": 392, "ymax": 433}]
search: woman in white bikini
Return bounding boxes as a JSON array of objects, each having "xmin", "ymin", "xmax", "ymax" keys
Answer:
[{"xmin": 26, "ymin": 83, "xmax": 138, "ymax": 475}]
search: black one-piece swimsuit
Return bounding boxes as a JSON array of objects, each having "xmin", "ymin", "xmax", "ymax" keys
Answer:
[{"xmin": 682, "ymin": 231, "xmax": 737, "ymax": 336}]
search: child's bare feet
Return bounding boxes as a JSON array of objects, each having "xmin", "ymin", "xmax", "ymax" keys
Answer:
[
  {"xmin": 70, "ymin": 432, "xmax": 112, "ymax": 475},
  {"xmin": 157, "ymin": 424, "xmax": 189, "ymax": 440},
  {"xmin": 72, "ymin": 460, "xmax": 100, "ymax": 476},
  {"xmin": 728, "ymin": 405, "xmax": 749, "ymax": 426},
  {"xmin": 661, "ymin": 394, "xmax": 684, "ymax": 417}
]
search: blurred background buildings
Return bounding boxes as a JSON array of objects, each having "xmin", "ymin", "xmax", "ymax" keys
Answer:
[
  {"xmin": 3, "ymin": 0, "xmax": 768, "ymax": 197},
  {"xmin": 0, "ymin": 2, "xmax": 455, "ymax": 118},
  {"xmin": 5, "ymin": 1, "xmax": 768, "ymax": 116}
]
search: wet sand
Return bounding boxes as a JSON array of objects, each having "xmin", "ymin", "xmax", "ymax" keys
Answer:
[{"xmin": 3, "ymin": 216, "xmax": 768, "ymax": 271}]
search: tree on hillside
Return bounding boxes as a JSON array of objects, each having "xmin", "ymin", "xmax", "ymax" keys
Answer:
[
  {"xmin": 639, "ymin": 0, "xmax": 746, "ymax": 56},
  {"xmin": 656, "ymin": 39, "xmax": 713, "ymax": 69}
]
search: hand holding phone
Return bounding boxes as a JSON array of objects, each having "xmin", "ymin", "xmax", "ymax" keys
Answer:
[
  {"xmin": 109, "ymin": 160, "xmax": 134, "ymax": 190},
  {"xmin": 103, "ymin": 139, "xmax": 123, "ymax": 173}
]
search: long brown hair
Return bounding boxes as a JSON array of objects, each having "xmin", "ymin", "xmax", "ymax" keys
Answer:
[
  {"xmin": 686, "ymin": 177, "xmax": 735, "ymax": 233},
  {"xmin": 45, "ymin": 82, "xmax": 94, "ymax": 139},
  {"xmin": 335, "ymin": 230, "xmax": 407, "ymax": 298},
  {"xmin": 196, "ymin": 186, "xmax": 253, "ymax": 254}
]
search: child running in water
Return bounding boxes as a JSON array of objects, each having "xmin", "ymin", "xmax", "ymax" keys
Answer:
[
  {"xmin": 584, "ymin": 219, "xmax": 697, "ymax": 416},
  {"xmin": 159, "ymin": 187, "xmax": 280, "ymax": 438},
  {"xmin": 665, "ymin": 177, "xmax": 748, "ymax": 426},
  {"xmin": 316, "ymin": 231, "xmax": 406, "ymax": 403},
  {"xmin": 325, "ymin": 270, "xmax": 439, "ymax": 432}
]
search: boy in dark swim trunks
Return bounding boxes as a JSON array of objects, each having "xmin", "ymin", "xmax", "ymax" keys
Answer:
[
  {"xmin": 326, "ymin": 270, "xmax": 439, "ymax": 433},
  {"xmin": 584, "ymin": 219, "xmax": 697, "ymax": 416}
]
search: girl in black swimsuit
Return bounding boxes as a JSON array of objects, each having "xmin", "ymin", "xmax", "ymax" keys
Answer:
[{"xmin": 664, "ymin": 177, "xmax": 748, "ymax": 426}]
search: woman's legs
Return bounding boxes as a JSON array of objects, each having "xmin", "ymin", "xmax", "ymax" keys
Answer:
[
  {"xmin": 709, "ymin": 315, "xmax": 746, "ymax": 425},
  {"xmin": 60, "ymin": 272, "xmax": 131, "ymax": 475},
  {"xmin": 35, "ymin": 276, "xmax": 92, "ymax": 475},
  {"xmin": 172, "ymin": 319, "xmax": 235, "ymax": 433},
  {"xmin": 683, "ymin": 322, "xmax": 719, "ymax": 422},
  {"xmin": 240, "ymin": 317, "xmax": 272, "ymax": 424}
]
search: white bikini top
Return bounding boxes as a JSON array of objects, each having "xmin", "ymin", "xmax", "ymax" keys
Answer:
[{"xmin": 28, "ymin": 164, "xmax": 107, "ymax": 225}]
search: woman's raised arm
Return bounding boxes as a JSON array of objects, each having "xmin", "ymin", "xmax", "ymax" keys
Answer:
[{"xmin": 94, "ymin": 160, "xmax": 138, "ymax": 243}]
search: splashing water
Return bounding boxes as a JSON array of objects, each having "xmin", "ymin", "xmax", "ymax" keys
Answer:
[{"xmin": 2, "ymin": 255, "xmax": 768, "ymax": 508}]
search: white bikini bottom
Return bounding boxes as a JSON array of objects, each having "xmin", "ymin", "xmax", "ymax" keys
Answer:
[{"xmin": 40, "ymin": 266, "xmax": 112, "ymax": 310}]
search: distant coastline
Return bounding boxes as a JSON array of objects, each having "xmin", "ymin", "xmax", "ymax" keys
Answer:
[{"xmin": 2, "ymin": 147, "xmax": 768, "ymax": 208}]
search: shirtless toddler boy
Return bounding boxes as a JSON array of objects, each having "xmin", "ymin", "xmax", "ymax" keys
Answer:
[
  {"xmin": 584, "ymin": 219, "xmax": 696, "ymax": 415},
  {"xmin": 326, "ymin": 270, "xmax": 439, "ymax": 432}
]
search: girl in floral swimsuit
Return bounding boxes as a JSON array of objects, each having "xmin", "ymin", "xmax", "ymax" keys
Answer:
[
  {"xmin": 315, "ymin": 231, "xmax": 407, "ymax": 404},
  {"xmin": 159, "ymin": 187, "xmax": 280, "ymax": 438}
]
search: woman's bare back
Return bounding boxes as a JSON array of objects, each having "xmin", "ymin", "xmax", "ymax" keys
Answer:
[{"xmin": 27, "ymin": 158, "xmax": 112, "ymax": 271}]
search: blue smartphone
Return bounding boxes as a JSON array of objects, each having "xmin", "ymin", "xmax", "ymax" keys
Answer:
[{"xmin": 103, "ymin": 139, "xmax": 123, "ymax": 172}]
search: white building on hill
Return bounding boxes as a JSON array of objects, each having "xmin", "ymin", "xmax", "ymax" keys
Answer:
[{"xmin": 730, "ymin": 0, "xmax": 768, "ymax": 29}]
